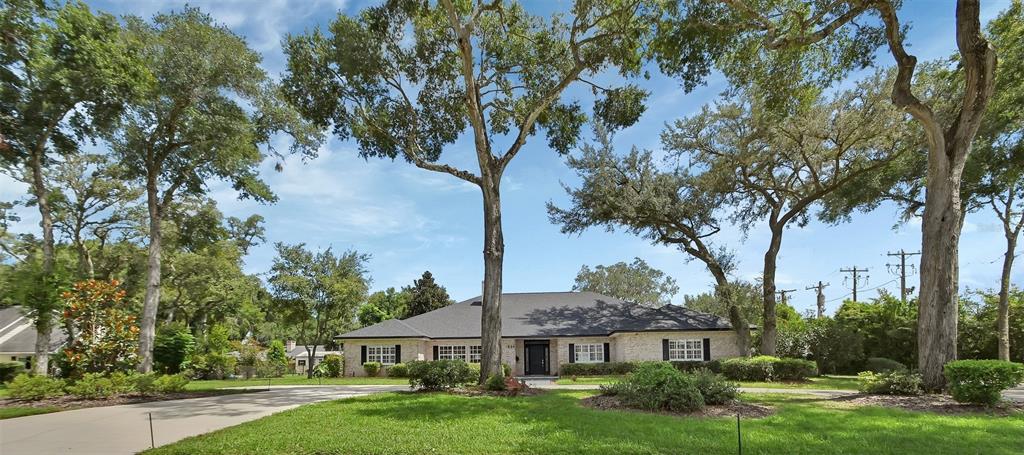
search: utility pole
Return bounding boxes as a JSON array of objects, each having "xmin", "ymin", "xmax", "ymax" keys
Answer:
[
  {"xmin": 805, "ymin": 281, "xmax": 829, "ymax": 318},
  {"xmin": 887, "ymin": 249, "xmax": 921, "ymax": 305},
  {"xmin": 839, "ymin": 266, "xmax": 869, "ymax": 302},
  {"xmin": 775, "ymin": 288, "xmax": 797, "ymax": 308}
]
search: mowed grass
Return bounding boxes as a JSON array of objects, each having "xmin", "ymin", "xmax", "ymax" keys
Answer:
[
  {"xmin": 185, "ymin": 375, "xmax": 408, "ymax": 391},
  {"xmin": 556, "ymin": 375, "xmax": 861, "ymax": 390},
  {"xmin": 0, "ymin": 405, "xmax": 59, "ymax": 420},
  {"xmin": 145, "ymin": 391, "xmax": 1023, "ymax": 455}
]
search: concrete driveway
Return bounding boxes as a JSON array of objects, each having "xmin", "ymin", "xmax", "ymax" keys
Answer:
[{"xmin": 0, "ymin": 384, "xmax": 405, "ymax": 455}]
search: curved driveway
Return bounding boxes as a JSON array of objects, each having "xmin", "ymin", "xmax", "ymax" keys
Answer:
[{"xmin": 0, "ymin": 385, "xmax": 405, "ymax": 455}]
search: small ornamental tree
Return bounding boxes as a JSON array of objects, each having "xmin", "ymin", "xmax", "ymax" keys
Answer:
[{"xmin": 61, "ymin": 280, "xmax": 139, "ymax": 376}]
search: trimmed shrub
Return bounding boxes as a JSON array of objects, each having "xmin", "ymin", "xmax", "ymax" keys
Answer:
[
  {"xmin": 153, "ymin": 373, "xmax": 190, "ymax": 393},
  {"xmin": 153, "ymin": 323, "xmax": 195, "ymax": 374},
  {"xmin": 133, "ymin": 372, "xmax": 159, "ymax": 394},
  {"xmin": 8, "ymin": 374, "xmax": 65, "ymax": 401},
  {"xmin": 363, "ymin": 362, "xmax": 382, "ymax": 377},
  {"xmin": 690, "ymin": 368, "xmax": 738, "ymax": 405},
  {"xmin": 864, "ymin": 357, "xmax": 907, "ymax": 373},
  {"xmin": 502, "ymin": 363, "xmax": 512, "ymax": 377},
  {"xmin": 0, "ymin": 361, "xmax": 24, "ymax": 383},
  {"xmin": 774, "ymin": 358, "xmax": 818, "ymax": 380},
  {"xmin": 67, "ymin": 373, "xmax": 121, "ymax": 399},
  {"xmin": 721, "ymin": 356, "xmax": 777, "ymax": 381},
  {"xmin": 559, "ymin": 361, "xmax": 636, "ymax": 376},
  {"xmin": 320, "ymin": 354, "xmax": 343, "ymax": 378},
  {"xmin": 720, "ymin": 356, "xmax": 815, "ymax": 381},
  {"xmin": 944, "ymin": 360, "xmax": 1024, "ymax": 405},
  {"xmin": 388, "ymin": 363, "xmax": 409, "ymax": 378},
  {"xmin": 604, "ymin": 362, "xmax": 705, "ymax": 413},
  {"xmin": 858, "ymin": 371, "xmax": 923, "ymax": 396},
  {"xmin": 672, "ymin": 360, "xmax": 722, "ymax": 374},
  {"xmin": 187, "ymin": 352, "xmax": 237, "ymax": 380},
  {"xmin": 407, "ymin": 360, "xmax": 476, "ymax": 391},
  {"xmin": 484, "ymin": 373, "xmax": 507, "ymax": 391}
]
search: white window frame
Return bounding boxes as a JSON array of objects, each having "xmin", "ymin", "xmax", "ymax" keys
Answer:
[
  {"xmin": 366, "ymin": 345, "xmax": 397, "ymax": 365},
  {"xmin": 437, "ymin": 345, "xmax": 483, "ymax": 363},
  {"xmin": 668, "ymin": 339, "xmax": 704, "ymax": 361},
  {"xmin": 574, "ymin": 343, "xmax": 604, "ymax": 363}
]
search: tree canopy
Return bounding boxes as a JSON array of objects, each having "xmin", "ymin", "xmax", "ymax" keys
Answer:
[{"xmin": 572, "ymin": 257, "xmax": 679, "ymax": 307}]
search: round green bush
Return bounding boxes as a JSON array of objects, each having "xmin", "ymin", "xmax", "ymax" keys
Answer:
[
  {"xmin": 864, "ymin": 357, "xmax": 907, "ymax": 373},
  {"xmin": 320, "ymin": 354, "xmax": 343, "ymax": 378},
  {"xmin": 857, "ymin": 370, "xmax": 922, "ymax": 396},
  {"xmin": 153, "ymin": 373, "xmax": 190, "ymax": 393},
  {"xmin": 388, "ymin": 363, "xmax": 409, "ymax": 377},
  {"xmin": 690, "ymin": 368, "xmax": 738, "ymax": 404},
  {"xmin": 407, "ymin": 360, "xmax": 476, "ymax": 390},
  {"xmin": 0, "ymin": 361, "xmax": 24, "ymax": 383},
  {"xmin": 944, "ymin": 360, "xmax": 1024, "ymax": 405},
  {"xmin": 612, "ymin": 362, "xmax": 706, "ymax": 413},
  {"xmin": 9, "ymin": 374, "xmax": 65, "ymax": 401},
  {"xmin": 484, "ymin": 373, "xmax": 507, "ymax": 391},
  {"xmin": 363, "ymin": 362, "xmax": 382, "ymax": 377}
]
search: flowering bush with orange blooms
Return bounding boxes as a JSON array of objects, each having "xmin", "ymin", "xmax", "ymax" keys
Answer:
[{"xmin": 61, "ymin": 280, "xmax": 140, "ymax": 377}]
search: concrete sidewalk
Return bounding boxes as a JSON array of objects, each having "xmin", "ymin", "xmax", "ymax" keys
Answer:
[{"xmin": 0, "ymin": 384, "xmax": 405, "ymax": 455}]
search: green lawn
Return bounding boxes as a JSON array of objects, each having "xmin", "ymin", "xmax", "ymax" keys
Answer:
[
  {"xmin": 146, "ymin": 391, "xmax": 1023, "ymax": 455},
  {"xmin": 0, "ymin": 405, "xmax": 59, "ymax": 420},
  {"xmin": 185, "ymin": 375, "xmax": 408, "ymax": 391},
  {"xmin": 556, "ymin": 375, "xmax": 860, "ymax": 390},
  {"xmin": 0, "ymin": 384, "xmax": 8, "ymax": 398}
]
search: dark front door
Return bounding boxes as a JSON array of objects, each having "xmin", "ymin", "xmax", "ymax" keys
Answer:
[{"xmin": 524, "ymin": 341, "xmax": 549, "ymax": 375}]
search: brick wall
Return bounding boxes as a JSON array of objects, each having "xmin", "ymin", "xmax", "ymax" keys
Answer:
[{"xmin": 612, "ymin": 331, "xmax": 741, "ymax": 361}]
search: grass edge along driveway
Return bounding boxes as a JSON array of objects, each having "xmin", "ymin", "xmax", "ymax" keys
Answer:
[{"xmin": 144, "ymin": 390, "xmax": 1023, "ymax": 455}]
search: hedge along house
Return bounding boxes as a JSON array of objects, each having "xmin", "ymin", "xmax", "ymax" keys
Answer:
[{"xmin": 335, "ymin": 291, "xmax": 745, "ymax": 377}]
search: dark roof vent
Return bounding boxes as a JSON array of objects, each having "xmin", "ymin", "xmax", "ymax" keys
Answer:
[{"xmin": 470, "ymin": 300, "xmax": 482, "ymax": 306}]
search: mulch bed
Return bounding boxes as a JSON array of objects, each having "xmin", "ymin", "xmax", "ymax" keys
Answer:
[
  {"xmin": 580, "ymin": 395, "xmax": 774, "ymax": 419},
  {"xmin": 0, "ymin": 388, "xmax": 262, "ymax": 411},
  {"xmin": 829, "ymin": 393, "xmax": 1024, "ymax": 416}
]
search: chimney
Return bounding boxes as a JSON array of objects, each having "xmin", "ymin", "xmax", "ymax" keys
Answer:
[{"xmin": 286, "ymin": 340, "xmax": 296, "ymax": 352}]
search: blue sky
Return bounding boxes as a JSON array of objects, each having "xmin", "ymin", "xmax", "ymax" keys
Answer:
[{"xmin": 0, "ymin": 0, "xmax": 1017, "ymax": 316}]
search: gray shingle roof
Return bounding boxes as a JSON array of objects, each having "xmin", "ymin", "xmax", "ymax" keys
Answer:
[
  {"xmin": 337, "ymin": 291, "xmax": 734, "ymax": 339},
  {"xmin": 0, "ymin": 306, "xmax": 66, "ymax": 354}
]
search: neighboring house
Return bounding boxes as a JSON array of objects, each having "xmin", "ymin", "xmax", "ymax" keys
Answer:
[
  {"xmin": 286, "ymin": 341, "xmax": 342, "ymax": 374},
  {"xmin": 0, "ymin": 306, "xmax": 66, "ymax": 370},
  {"xmin": 336, "ymin": 291, "xmax": 745, "ymax": 377}
]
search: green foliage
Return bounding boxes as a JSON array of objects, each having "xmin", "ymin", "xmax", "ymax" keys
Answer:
[
  {"xmin": 8, "ymin": 374, "xmax": 65, "ymax": 401},
  {"xmin": 720, "ymin": 356, "xmax": 816, "ymax": 382},
  {"xmin": 403, "ymin": 271, "xmax": 452, "ymax": 319},
  {"xmin": 153, "ymin": 373, "xmax": 190, "ymax": 393},
  {"xmin": 689, "ymin": 368, "xmax": 738, "ymax": 405},
  {"xmin": 268, "ymin": 243, "xmax": 369, "ymax": 377},
  {"xmin": 358, "ymin": 288, "xmax": 411, "ymax": 326},
  {"xmin": 187, "ymin": 352, "xmax": 236, "ymax": 380},
  {"xmin": 484, "ymin": 373, "xmax": 507, "ymax": 392},
  {"xmin": 132, "ymin": 372, "xmax": 158, "ymax": 394},
  {"xmin": 858, "ymin": 371, "xmax": 923, "ymax": 396},
  {"xmin": 806, "ymin": 317, "xmax": 865, "ymax": 375},
  {"xmin": 362, "ymin": 362, "xmax": 381, "ymax": 377},
  {"xmin": 406, "ymin": 360, "xmax": 476, "ymax": 391},
  {"xmin": 61, "ymin": 279, "xmax": 139, "ymax": 377},
  {"xmin": 572, "ymin": 258, "xmax": 680, "ymax": 307},
  {"xmin": 560, "ymin": 361, "xmax": 636, "ymax": 376},
  {"xmin": 603, "ymin": 362, "xmax": 704, "ymax": 413},
  {"xmin": 66, "ymin": 372, "xmax": 133, "ymax": 399},
  {"xmin": 864, "ymin": 357, "xmax": 907, "ymax": 373},
  {"xmin": 944, "ymin": 360, "xmax": 1024, "ymax": 405},
  {"xmin": 319, "ymin": 354, "xmax": 343, "ymax": 378},
  {"xmin": 0, "ymin": 361, "xmax": 24, "ymax": 383},
  {"xmin": 387, "ymin": 363, "xmax": 409, "ymax": 378},
  {"xmin": 959, "ymin": 290, "xmax": 1024, "ymax": 360},
  {"xmin": 154, "ymin": 323, "xmax": 196, "ymax": 374},
  {"xmin": 834, "ymin": 292, "xmax": 917, "ymax": 368}
]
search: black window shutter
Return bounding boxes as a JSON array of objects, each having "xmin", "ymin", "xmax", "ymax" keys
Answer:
[
  {"xmin": 432, "ymin": 345, "xmax": 439, "ymax": 360},
  {"xmin": 603, "ymin": 342, "xmax": 610, "ymax": 362},
  {"xmin": 568, "ymin": 343, "xmax": 575, "ymax": 363},
  {"xmin": 360, "ymin": 345, "xmax": 367, "ymax": 365},
  {"xmin": 662, "ymin": 339, "xmax": 670, "ymax": 361},
  {"xmin": 702, "ymin": 338, "xmax": 711, "ymax": 361},
  {"xmin": 395, "ymin": 344, "xmax": 401, "ymax": 363}
]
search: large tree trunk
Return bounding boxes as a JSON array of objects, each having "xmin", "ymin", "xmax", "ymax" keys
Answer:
[
  {"xmin": 138, "ymin": 180, "xmax": 162, "ymax": 373},
  {"xmin": 479, "ymin": 175, "xmax": 504, "ymax": 382},
  {"xmin": 759, "ymin": 225, "xmax": 783, "ymax": 355},
  {"xmin": 706, "ymin": 262, "xmax": 750, "ymax": 357},
  {"xmin": 917, "ymin": 149, "xmax": 964, "ymax": 389},
  {"xmin": 30, "ymin": 150, "xmax": 54, "ymax": 376},
  {"xmin": 997, "ymin": 227, "xmax": 1016, "ymax": 361}
]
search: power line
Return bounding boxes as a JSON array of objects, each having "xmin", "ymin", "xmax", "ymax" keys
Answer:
[
  {"xmin": 887, "ymin": 249, "xmax": 920, "ymax": 305},
  {"xmin": 839, "ymin": 266, "xmax": 869, "ymax": 302},
  {"xmin": 805, "ymin": 281, "xmax": 829, "ymax": 318}
]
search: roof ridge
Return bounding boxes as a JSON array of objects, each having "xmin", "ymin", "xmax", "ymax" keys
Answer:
[{"xmin": 393, "ymin": 318, "xmax": 428, "ymax": 336}]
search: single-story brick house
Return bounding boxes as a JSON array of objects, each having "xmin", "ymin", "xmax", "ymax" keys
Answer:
[{"xmin": 335, "ymin": 291, "xmax": 744, "ymax": 377}]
